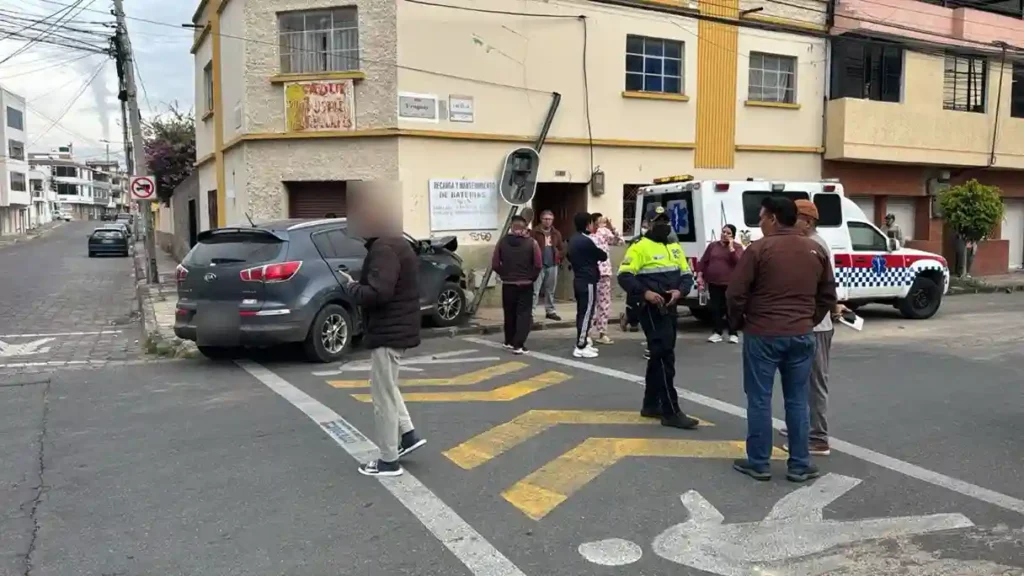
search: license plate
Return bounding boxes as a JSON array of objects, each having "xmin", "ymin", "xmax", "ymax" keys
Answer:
[
  {"xmin": 102, "ymin": 239, "xmax": 113, "ymax": 244},
  {"xmin": 195, "ymin": 305, "xmax": 241, "ymax": 346}
]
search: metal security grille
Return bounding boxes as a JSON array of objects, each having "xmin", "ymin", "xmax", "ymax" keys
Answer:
[
  {"xmin": 943, "ymin": 55, "xmax": 987, "ymax": 113},
  {"xmin": 287, "ymin": 181, "xmax": 347, "ymax": 219},
  {"xmin": 278, "ymin": 8, "xmax": 359, "ymax": 74},
  {"xmin": 622, "ymin": 184, "xmax": 641, "ymax": 236}
]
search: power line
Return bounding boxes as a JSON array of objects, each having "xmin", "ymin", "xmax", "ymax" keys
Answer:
[
  {"xmin": 0, "ymin": 0, "xmax": 85, "ymax": 64},
  {"xmin": 29, "ymin": 58, "xmax": 106, "ymax": 147},
  {"xmin": 0, "ymin": 50, "xmax": 97, "ymax": 79},
  {"xmin": 25, "ymin": 98, "xmax": 107, "ymax": 145}
]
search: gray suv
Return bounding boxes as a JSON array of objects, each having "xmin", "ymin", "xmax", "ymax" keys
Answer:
[{"xmin": 173, "ymin": 218, "xmax": 470, "ymax": 362}]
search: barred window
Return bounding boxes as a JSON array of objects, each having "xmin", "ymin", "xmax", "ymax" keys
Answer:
[
  {"xmin": 748, "ymin": 52, "xmax": 797, "ymax": 104},
  {"xmin": 943, "ymin": 55, "xmax": 987, "ymax": 113},
  {"xmin": 279, "ymin": 8, "xmax": 359, "ymax": 74}
]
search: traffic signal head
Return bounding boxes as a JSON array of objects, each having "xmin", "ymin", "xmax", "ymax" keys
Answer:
[{"xmin": 499, "ymin": 147, "xmax": 540, "ymax": 206}]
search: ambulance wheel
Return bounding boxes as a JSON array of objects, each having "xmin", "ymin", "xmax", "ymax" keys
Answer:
[
  {"xmin": 898, "ymin": 276, "xmax": 942, "ymax": 320},
  {"xmin": 688, "ymin": 307, "xmax": 712, "ymax": 325}
]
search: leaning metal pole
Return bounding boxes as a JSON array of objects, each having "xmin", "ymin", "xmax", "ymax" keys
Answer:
[{"xmin": 467, "ymin": 92, "xmax": 561, "ymax": 317}]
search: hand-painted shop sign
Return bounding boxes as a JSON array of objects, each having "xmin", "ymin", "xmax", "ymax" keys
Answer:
[{"xmin": 284, "ymin": 80, "xmax": 355, "ymax": 132}]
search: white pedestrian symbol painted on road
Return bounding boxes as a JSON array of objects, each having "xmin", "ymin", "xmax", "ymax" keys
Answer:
[
  {"xmin": 312, "ymin": 349, "xmax": 502, "ymax": 375},
  {"xmin": 0, "ymin": 337, "xmax": 55, "ymax": 357},
  {"xmin": 578, "ymin": 474, "xmax": 974, "ymax": 575}
]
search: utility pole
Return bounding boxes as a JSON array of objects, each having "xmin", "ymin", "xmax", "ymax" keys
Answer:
[{"xmin": 112, "ymin": 0, "xmax": 158, "ymax": 283}]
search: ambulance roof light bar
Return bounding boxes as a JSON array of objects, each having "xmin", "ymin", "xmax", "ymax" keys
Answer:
[{"xmin": 652, "ymin": 174, "xmax": 694, "ymax": 184}]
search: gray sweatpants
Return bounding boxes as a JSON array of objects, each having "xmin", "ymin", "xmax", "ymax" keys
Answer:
[
  {"xmin": 370, "ymin": 346, "xmax": 414, "ymax": 462},
  {"xmin": 810, "ymin": 329, "xmax": 833, "ymax": 443},
  {"xmin": 533, "ymin": 265, "xmax": 558, "ymax": 314}
]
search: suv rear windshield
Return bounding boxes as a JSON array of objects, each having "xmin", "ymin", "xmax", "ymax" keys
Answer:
[
  {"xmin": 93, "ymin": 230, "xmax": 123, "ymax": 239},
  {"xmin": 186, "ymin": 232, "xmax": 284, "ymax": 267}
]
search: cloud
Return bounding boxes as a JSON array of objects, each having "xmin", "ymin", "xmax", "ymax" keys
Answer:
[{"xmin": 0, "ymin": 0, "xmax": 194, "ymax": 160}]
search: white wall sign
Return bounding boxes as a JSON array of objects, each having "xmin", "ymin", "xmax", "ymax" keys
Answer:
[
  {"xmin": 398, "ymin": 92, "xmax": 439, "ymax": 122},
  {"xmin": 429, "ymin": 179, "xmax": 498, "ymax": 232},
  {"xmin": 448, "ymin": 95, "xmax": 474, "ymax": 123}
]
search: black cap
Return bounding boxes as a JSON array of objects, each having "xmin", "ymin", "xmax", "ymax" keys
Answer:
[{"xmin": 646, "ymin": 206, "xmax": 669, "ymax": 222}]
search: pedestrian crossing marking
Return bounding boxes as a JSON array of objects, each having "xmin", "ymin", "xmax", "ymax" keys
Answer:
[
  {"xmin": 328, "ymin": 362, "xmax": 528, "ymax": 389},
  {"xmin": 350, "ymin": 371, "xmax": 572, "ymax": 403},
  {"xmin": 503, "ymin": 438, "xmax": 786, "ymax": 520},
  {"xmin": 444, "ymin": 410, "xmax": 715, "ymax": 470}
]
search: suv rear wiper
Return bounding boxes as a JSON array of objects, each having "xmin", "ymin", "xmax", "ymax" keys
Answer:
[{"xmin": 210, "ymin": 257, "xmax": 247, "ymax": 264}]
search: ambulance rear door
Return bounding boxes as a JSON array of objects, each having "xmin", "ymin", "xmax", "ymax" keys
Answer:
[{"xmin": 636, "ymin": 180, "xmax": 703, "ymax": 271}]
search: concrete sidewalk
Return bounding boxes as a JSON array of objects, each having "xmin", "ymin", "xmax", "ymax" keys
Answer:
[
  {"xmin": 0, "ymin": 220, "xmax": 64, "ymax": 248},
  {"xmin": 134, "ymin": 243, "xmax": 197, "ymax": 358}
]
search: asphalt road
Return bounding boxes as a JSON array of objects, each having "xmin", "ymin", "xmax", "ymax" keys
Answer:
[{"xmin": 1, "ymin": 229, "xmax": 1021, "ymax": 576}]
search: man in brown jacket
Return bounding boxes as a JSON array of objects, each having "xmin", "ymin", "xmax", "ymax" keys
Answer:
[{"xmin": 726, "ymin": 196, "xmax": 837, "ymax": 484}]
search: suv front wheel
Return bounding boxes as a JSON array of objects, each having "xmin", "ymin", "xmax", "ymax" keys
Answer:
[
  {"xmin": 304, "ymin": 304, "xmax": 353, "ymax": 362},
  {"xmin": 898, "ymin": 276, "xmax": 942, "ymax": 320},
  {"xmin": 431, "ymin": 281, "xmax": 466, "ymax": 327}
]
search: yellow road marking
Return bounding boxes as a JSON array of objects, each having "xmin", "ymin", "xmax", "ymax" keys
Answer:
[
  {"xmin": 328, "ymin": 362, "xmax": 528, "ymax": 388},
  {"xmin": 444, "ymin": 410, "xmax": 715, "ymax": 470},
  {"xmin": 502, "ymin": 438, "xmax": 786, "ymax": 520},
  {"xmin": 350, "ymin": 371, "xmax": 571, "ymax": 403}
]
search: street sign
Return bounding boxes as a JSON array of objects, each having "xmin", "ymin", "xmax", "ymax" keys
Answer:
[{"xmin": 129, "ymin": 175, "xmax": 156, "ymax": 201}]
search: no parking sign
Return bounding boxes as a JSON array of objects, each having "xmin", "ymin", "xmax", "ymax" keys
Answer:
[{"xmin": 129, "ymin": 176, "xmax": 156, "ymax": 201}]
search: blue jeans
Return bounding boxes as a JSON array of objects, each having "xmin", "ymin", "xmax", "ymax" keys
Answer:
[{"xmin": 742, "ymin": 333, "xmax": 816, "ymax": 472}]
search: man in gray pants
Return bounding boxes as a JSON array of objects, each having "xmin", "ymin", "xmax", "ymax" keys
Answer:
[
  {"xmin": 780, "ymin": 199, "xmax": 845, "ymax": 456},
  {"xmin": 344, "ymin": 183, "xmax": 427, "ymax": 477}
]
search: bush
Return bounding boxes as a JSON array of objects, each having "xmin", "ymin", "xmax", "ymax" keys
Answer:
[{"xmin": 937, "ymin": 179, "xmax": 1004, "ymax": 243}]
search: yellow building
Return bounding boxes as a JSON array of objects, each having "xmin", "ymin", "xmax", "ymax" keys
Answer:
[{"xmin": 191, "ymin": 0, "xmax": 828, "ymax": 268}]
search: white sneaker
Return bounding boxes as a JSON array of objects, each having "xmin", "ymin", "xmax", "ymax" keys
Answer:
[
  {"xmin": 728, "ymin": 335, "xmax": 740, "ymax": 344},
  {"xmin": 573, "ymin": 346, "xmax": 599, "ymax": 358},
  {"xmin": 708, "ymin": 333, "xmax": 723, "ymax": 343}
]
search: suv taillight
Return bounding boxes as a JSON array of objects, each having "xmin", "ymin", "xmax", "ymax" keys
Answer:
[
  {"xmin": 175, "ymin": 264, "xmax": 188, "ymax": 284},
  {"xmin": 240, "ymin": 261, "xmax": 302, "ymax": 283}
]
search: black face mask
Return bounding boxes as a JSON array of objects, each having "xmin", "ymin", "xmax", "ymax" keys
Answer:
[{"xmin": 648, "ymin": 223, "xmax": 671, "ymax": 242}]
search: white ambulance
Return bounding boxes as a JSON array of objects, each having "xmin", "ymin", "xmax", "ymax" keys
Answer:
[{"xmin": 634, "ymin": 175, "xmax": 950, "ymax": 320}]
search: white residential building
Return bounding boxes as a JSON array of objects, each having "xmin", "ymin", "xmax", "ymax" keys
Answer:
[
  {"xmin": 27, "ymin": 166, "xmax": 58, "ymax": 226},
  {"xmin": 28, "ymin": 145, "xmax": 111, "ymax": 220},
  {"xmin": 1, "ymin": 87, "xmax": 30, "ymax": 235}
]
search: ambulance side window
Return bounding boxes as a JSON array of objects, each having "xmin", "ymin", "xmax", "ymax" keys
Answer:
[
  {"xmin": 741, "ymin": 191, "xmax": 809, "ymax": 226},
  {"xmin": 813, "ymin": 194, "xmax": 842, "ymax": 227},
  {"xmin": 849, "ymin": 222, "xmax": 888, "ymax": 251}
]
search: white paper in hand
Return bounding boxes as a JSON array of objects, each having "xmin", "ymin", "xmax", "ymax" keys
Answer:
[{"xmin": 838, "ymin": 313, "xmax": 864, "ymax": 331}]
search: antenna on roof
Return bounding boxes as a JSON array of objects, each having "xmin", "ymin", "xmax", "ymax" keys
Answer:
[{"xmin": 245, "ymin": 212, "xmax": 255, "ymax": 227}]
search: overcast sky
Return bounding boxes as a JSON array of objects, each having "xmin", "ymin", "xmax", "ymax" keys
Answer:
[{"xmin": 0, "ymin": 0, "xmax": 195, "ymax": 166}]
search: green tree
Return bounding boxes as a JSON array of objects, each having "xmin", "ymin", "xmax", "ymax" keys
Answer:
[
  {"xmin": 937, "ymin": 179, "xmax": 1004, "ymax": 243},
  {"xmin": 143, "ymin": 103, "xmax": 195, "ymax": 205}
]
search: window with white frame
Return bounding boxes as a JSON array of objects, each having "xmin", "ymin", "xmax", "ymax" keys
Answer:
[
  {"xmin": 8, "ymin": 139, "xmax": 24, "ymax": 161},
  {"xmin": 625, "ymin": 35, "xmax": 684, "ymax": 94},
  {"xmin": 748, "ymin": 52, "xmax": 797, "ymax": 103},
  {"xmin": 203, "ymin": 62, "xmax": 213, "ymax": 114},
  {"xmin": 943, "ymin": 54, "xmax": 987, "ymax": 113},
  {"xmin": 279, "ymin": 8, "xmax": 359, "ymax": 74}
]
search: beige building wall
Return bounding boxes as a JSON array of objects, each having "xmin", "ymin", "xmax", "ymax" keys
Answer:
[
  {"xmin": 193, "ymin": 38, "xmax": 215, "ymax": 160},
  {"xmin": 826, "ymin": 50, "xmax": 1024, "ymax": 168}
]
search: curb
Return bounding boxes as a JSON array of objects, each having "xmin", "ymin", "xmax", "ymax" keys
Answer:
[
  {"xmin": 134, "ymin": 248, "xmax": 198, "ymax": 359},
  {"xmin": 948, "ymin": 279, "xmax": 1024, "ymax": 296}
]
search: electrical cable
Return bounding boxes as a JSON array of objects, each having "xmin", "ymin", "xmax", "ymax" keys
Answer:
[
  {"xmin": 0, "ymin": 0, "xmax": 95, "ymax": 64},
  {"xmin": 0, "ymin": 50, "xmax": 96, "ymax": 79},
  {"xmin": 29, "ymin": 59, "xmax": 106, "ymax": 146},
  {"xmin": 26, "ymin": 99, "xmax": 109, "ymax": 145}
]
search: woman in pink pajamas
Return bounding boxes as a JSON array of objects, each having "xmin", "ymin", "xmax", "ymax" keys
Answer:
[{"xmin": 589, "ymin": 214, "xmax": 623, "ymax": 345}]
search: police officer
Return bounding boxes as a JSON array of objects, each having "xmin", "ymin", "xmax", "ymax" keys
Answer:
[{"xmin": 617, "ymin": 206, "xmax": 699, "ymax": 429}]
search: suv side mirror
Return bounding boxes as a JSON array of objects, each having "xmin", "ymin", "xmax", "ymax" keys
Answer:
[{"xmin": 888, "ymin": 237, "xmax": 901, "ymax": 251}]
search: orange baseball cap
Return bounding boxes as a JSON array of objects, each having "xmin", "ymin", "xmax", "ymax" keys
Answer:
[{"xmin": 795, "ymin": 199, "xmax": 819, "ymax": 221}]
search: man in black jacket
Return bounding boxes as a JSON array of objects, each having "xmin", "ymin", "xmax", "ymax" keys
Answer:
[
  {"xmin": 343, "ymin": 183, "xmax": 426, "ymax": 478},
  {"xmin": 567, "ymin": 212, "xmax": 607, "ymax": 359},
  {"xmin": 493, "ymin": 215, "xmax": 542, "ymax": 354}
]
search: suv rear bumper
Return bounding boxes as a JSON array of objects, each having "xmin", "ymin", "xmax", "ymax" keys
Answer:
[{"xmin": 174, "ymin": 313, "xmax": 309, "ymax": 346}]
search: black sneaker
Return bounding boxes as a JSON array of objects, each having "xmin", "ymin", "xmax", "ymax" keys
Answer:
[
  {"xmin": 358, "ymin": 459, "xmax": 403, "ymax": 477},
  {"xmin": 546, "ymin": 312, "xmax": 562, "ymax": 321},
  {"xmin": 629, "ymin": 324, "xmax": 640, "ymax": 333},
  {"xmin": 398, "ymin": 430, "xmax": 427, "ymax": 458},
  {"xmin": 640, "ymin": 407, "xmax": 662, "ymax": 419},
  {"xmin": 733, "ymin": 458, "xmax": 771, "ymax": 481},
  {"xmin": 787, "ymin": 465, "xmax": 821, "ymax": 483},
  {"xmin": 661, "ymin": 414, "xmax": 701, "ymax": 430}
]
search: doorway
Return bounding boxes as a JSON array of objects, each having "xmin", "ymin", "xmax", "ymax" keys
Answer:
[
  {"xmin": 207, "ymin": 190, "xmax": 218, "ymax": 230},
  {"xmin": 188, "ymin": 199, "xmax": 199, "ymax": 248},
  {"xmin": 531, "ymin": 182, "xmax": 589, "ymax": 242},
  {"xmin": 287, "ymin": 181, "xmax": 347, "ymax": 218}
]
